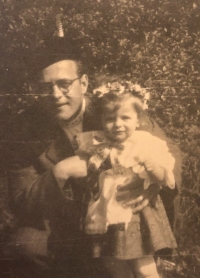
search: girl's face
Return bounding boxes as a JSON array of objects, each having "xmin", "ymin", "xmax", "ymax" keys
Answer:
[{"xmin": 102, "ymin": 98, "xmax": 139, "ymax": 143}]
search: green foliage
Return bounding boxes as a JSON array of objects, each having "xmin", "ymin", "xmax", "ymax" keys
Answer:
[{"xmin": 0, "ymin": 0, "xmax": 200, "ymax": 276}]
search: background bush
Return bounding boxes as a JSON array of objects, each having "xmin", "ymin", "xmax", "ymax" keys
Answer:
[{"xmin": 0, "ymin": 0, "xmax": 200, "ymax": 277}]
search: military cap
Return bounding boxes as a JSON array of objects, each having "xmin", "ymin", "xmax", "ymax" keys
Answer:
[
  {"xmin": 30, "ymin": 15, "xmax": 86, "ymax": 75},
  {"xmin": 32, "ymin": 36, "xmax": 85, "ymax": 73}
]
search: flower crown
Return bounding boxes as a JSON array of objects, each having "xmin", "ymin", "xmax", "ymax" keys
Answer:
[{"xmin": 93, "ymin": 81, "xmax": 150, "ymax": 110}]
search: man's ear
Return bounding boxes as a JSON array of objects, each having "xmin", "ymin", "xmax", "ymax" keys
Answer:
[{"xmin": 80, "ymin": 74, "xmax": 88, "ymax": 95}]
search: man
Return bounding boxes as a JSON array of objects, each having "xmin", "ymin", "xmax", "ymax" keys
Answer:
[{"xmin": 1, "ymin": 36, "xmax": 181, "ymax": 278}]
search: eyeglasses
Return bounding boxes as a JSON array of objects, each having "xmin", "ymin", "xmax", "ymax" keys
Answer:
[{"xmin": 37, "ymin": 77, "xmax": 80, "ymax": 96}]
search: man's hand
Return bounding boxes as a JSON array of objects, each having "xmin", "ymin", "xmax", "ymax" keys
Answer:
[
  {"xmin": 116, "ymin": 183, "xmax": 160, "ymax": 213},
  {"xmin": 53, "ymin": 156, "xmax": 87, "ymax": 180}
]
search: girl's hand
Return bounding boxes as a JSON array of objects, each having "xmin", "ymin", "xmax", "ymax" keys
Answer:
[
  {"xmin": 53, "ymin": 156, "xmax": 88, "ymax": 180},
  {"xmin": 137, "ymin": 155, "xmax": 165, "ymax": 182},
  {"xmin": 136, "ymin": 155, "xmax": 154, "ymax": 171},
  {"xmin": 141, "ymin": 157, "xmax": 155, "ymax": 172}
]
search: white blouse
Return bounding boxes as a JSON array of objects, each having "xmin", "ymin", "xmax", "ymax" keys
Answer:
[{"xmin": 76, "ymin": 130, "xmax": 175, "ymax": 232}]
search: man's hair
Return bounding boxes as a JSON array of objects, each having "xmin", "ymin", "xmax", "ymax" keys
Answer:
[
  {"xmin": 75, "ymin": 60, "xmax": 88, "ymax": 77},
  {"xmin": 35, "ymin": 59, "xmax": 87, "ymax": 82}
]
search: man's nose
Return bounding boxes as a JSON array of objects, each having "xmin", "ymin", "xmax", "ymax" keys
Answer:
[{"xmin": 52, "ymin": 85, "xmax": 64, "ymax": 100}]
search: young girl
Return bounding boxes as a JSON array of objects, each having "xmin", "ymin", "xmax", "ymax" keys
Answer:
[{"xmin": 75, "ymin": 78, "xmax": 177, "ymax": 278}]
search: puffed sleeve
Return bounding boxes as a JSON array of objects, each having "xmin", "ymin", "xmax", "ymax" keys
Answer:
[
  {"xmin": 139, "ymin": 113, "xmax": 182, "ymax": 191},
  {"xmin": 130, "ymin": 131, "xmax": 175, "ymax": 189},
  {"xmin": 147, "ymin": 133, "xmax": 175, "ymax": 189}
]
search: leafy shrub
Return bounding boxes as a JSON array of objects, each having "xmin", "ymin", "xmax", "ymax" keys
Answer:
[{"xmin": 0, "ymin": 0, "xmax": 200, "ymax": 276}]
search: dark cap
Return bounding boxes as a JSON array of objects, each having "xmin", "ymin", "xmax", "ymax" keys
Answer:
[{"xmin": 30, "ymin": 36, "xmax": 86, "ymax": 76}]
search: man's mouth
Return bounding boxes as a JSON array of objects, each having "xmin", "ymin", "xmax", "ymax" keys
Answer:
[{"xmin": 56, "ymin": 102, "xmax": 69, "ymax": 108}]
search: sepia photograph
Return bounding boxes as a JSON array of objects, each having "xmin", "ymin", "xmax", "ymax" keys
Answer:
[{"xmin": 0, "ymin": 1, "xmax": 199, "ymax": 277}]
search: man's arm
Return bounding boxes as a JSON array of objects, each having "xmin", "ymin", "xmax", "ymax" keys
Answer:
[
  {"xmin": 5, "ymin": 150, "xmax": 63, "ymax": 229},
  {"xmin": 1, "ymin": 108, "xmax": 72, "ymax": 228},
  {"xmin": 5, "ymin": 143, "xmax": 88, "ymax": 229}
]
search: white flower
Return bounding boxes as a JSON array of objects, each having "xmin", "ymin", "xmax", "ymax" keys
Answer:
[
  {"xmin": 110, "ymin": 82, "xmax": 125, "ymax": 94},
  {"xmin": 129, "ymin": 83, "xmax": 142, "ymax": 92},
  {"xmin": 93, "ymin": 84, "xmax": 110, "ymax": 98},
  {"xmin": 93, "ymin": 82, "xmax": 125, "ymax": 98},
  {"xmin": 142, "ymin": 100, "xmax": 148, "ymax": 110},
  {"xmin": 193, "ymin": 3, "xmax": 197, "ymax": 9},
  {"xmin": 144, "ymin": 92, "xmax": 150, "ymax": 100},
  {"xmin": 93, "ymin": 81, "xmax": 150, "ymax": 107}
]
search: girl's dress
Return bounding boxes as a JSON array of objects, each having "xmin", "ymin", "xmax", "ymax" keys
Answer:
[{"xmin": 75, "ymin": 130, "xmax": 177, "ymax": 260}]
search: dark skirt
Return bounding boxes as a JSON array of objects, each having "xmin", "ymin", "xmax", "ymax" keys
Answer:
[{"xmin": 89, "ymin": 195, "xmax": 177, "ymax": 260}]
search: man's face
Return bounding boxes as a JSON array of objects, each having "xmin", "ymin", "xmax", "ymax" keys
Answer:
[
  {"xmin": 102, "ymin": 99, "xmax": 139, "ymax": 143},
  {"xmin": 40, "ymin": 60, "xmax": 88, "ymax": 121}
]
